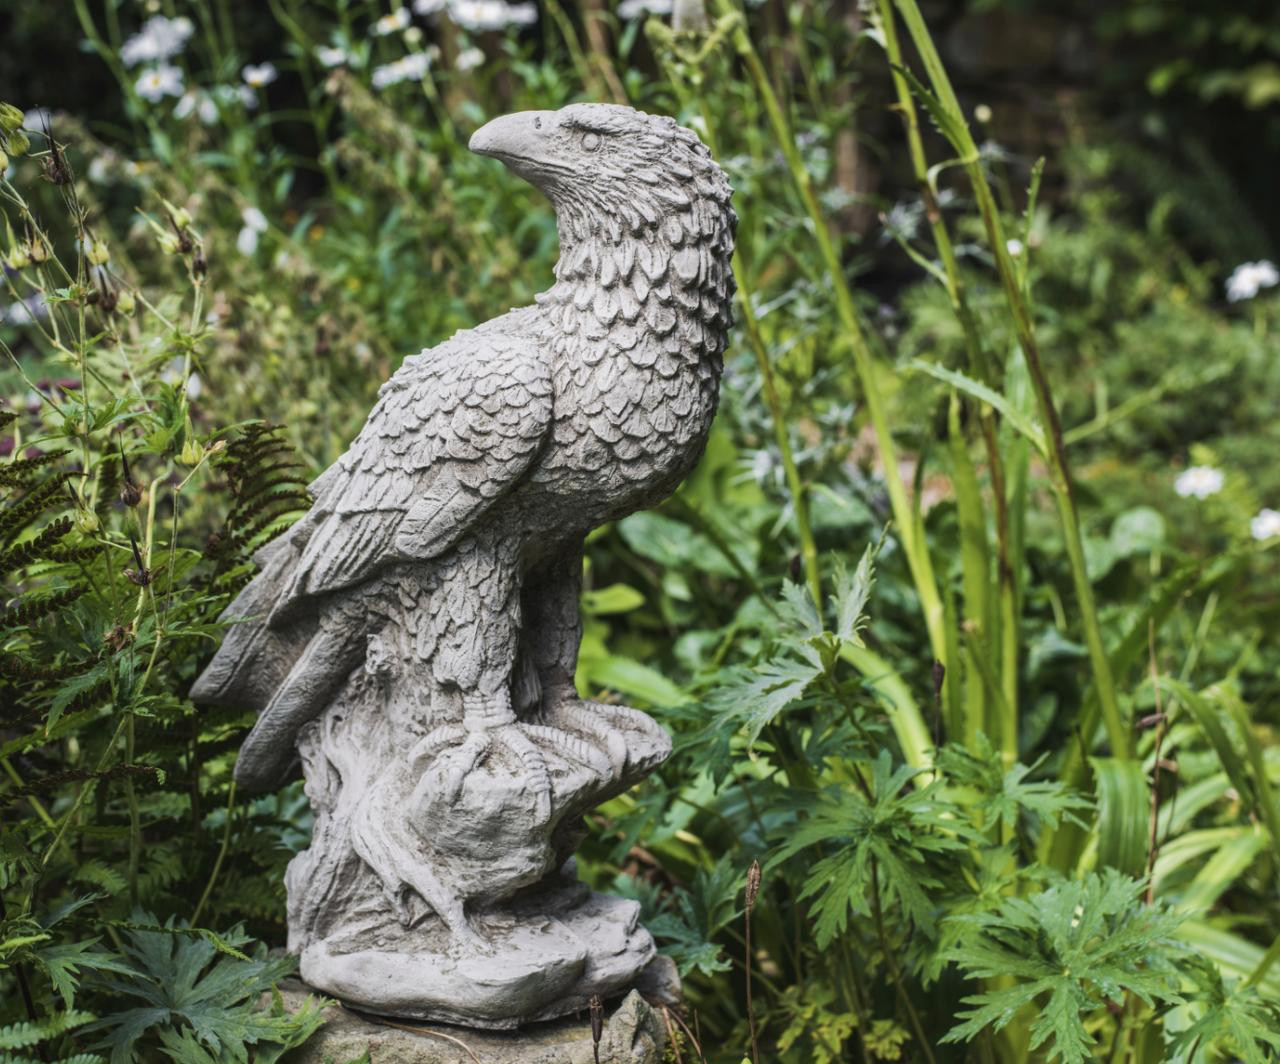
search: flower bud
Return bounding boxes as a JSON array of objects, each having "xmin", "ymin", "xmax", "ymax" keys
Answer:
[
  {"xmin": 75, "ymin": 508, "xmax": 100, "ymax": 534},
  {"xmin": 27, "ymin": 239, "xmax": 49, "ymax": 264},
  {"xmin": 115, "ymin": 289, "xmax": 136, "ymax": 315},
  {"xmin": 87, "ymin": 239, "xmax": 110, "ymax": 266},
  {"xmin": 4, "ymin": 128, "xmax": 30, "ymax": 157},
  {"xmin": 0, "ymin": 103, "xmax": 23, "ymax": 132},
  {"xmin": 161, "ymin": 198, "xmax": 191, "ymax": 230},
  {"xmin": 0, "ymin": 150, "xmax": 8, "ymax": 173},
  {"xmin": 5, "ymin": 246, "xmax": 29, "ymax": 270},
  {"xmin": 179, "ymin": 437, "xmax": 202, "ymax": 466},
  {"xmin": 159, "ymin": 232, "xmax": 181, "ymax": 255}
]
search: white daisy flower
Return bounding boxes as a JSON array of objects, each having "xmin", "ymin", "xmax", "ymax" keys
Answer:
[
  {"xmin": 618, "ymin": 0, "xmax": 672, "ymax": 18},
  {"xmin": 236, "ymin": 226, "xmax": 260, "ymax": 256},
  {"xmin": 242, "ymin": 63, "xmax": 279, "ymax": 89},
  {"xmin": 21, "ymin": 107, "xmax": 52, "ymax": 131},
  {"xmin": 316, "ymin": 45, "xmax": 350, "ymax": 67},
  {"xmin": 174, "ymin": 89, "xmax": 218, "ymax": 125},
  {"xmin": 1251, "ymin": 508, "xmax": 1280, "ymax": 541},
  {"xmin": 241, "ymin": 206, "xmax": 269, "ymax": 233},
  {"xmin": 456, "ymin": 46, "xmax": 485, "ymax": 72},
  {"xmin": 121, "ymin": 16, "xmax": 195, "ymax": 67},
  {"xmin": 448, "ymin": 0, "xmax": 537, "ymax": 31},
  {"xmin": 414, "ymin": 0, "xmax": 447, "ymax": 12},
  {"xmin": 1226, "ymin": 260, "xmax": 1279, "ymax": 303},
  {"xmin": 87, "ymin": 155, "xmax": 113, "ymax": 183},
  {"xmin": 373, "ymin": 7, "xmax": 412, "ymax": 35},
  {"xmin": 371, "ymin": 51, "xmax": 432, "ymax": 88},
  {"xmin": 1174, "ymin": 465, "xmax": 1225, "ymax": 500},
  {"xmin": 401, "ymin": 51, "xmax": 432, "ymax": 78},
  {"xmin": 135, "ymin": 65, "xmax": 185, "ymax": 103}
]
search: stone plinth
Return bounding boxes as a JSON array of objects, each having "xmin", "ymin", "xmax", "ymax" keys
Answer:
[{"xmin": 279, "ymin": 982, "xmax": 668, "ymax": 1064}]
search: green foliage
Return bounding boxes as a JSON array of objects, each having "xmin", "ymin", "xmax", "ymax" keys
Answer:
[
  {"xmin": 2, "ymin": 1, "xmax": 1279, "ymax": 1061},
  {"xmin": 770, "ymin": 752, "xmax": 975, "ymax": 947},
  {"xmin": 84, "ymin": 921, "xmax": 324, "ymax": 1064},
  {"xmin": 943, "ymin": 871, "xmax": 1186, "ymax": 1062}
]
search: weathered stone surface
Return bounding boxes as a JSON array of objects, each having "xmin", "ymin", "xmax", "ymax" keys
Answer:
[
  {"xmin": 281, "ymin": 984, "xmax": 667, "ymax": 1064},
  {"xmin": 191, "ymin": 103, "xmax": 734, "ymax": 1027}
]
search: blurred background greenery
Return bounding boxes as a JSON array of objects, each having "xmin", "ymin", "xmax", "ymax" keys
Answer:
[{"xmin": 2, "ymin": 1, "xmax": 1279, "ymax": 1062}]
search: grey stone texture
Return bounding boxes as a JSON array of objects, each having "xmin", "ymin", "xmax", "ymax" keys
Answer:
[
  {"xmin": 278, "ymin": 983, "xmax": 668, "ymax": 1063},
  {"xmin": 191, "ymin": 102, "xmax": 735, "ymax": 1027}
]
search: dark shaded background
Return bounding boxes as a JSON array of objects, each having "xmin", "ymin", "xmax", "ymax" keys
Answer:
[{"xmin": 2, "ymin": 0, "xmax": 1276, "ymax": 257}]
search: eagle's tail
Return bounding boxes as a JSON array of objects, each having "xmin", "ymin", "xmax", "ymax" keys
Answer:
[
  {"xmin": 190, "ymin": 535, "xmax": 312, "ymax": 712},
  {"xmin": 191, "ymin": 534, "xmax": 364, "ymax": 791}
]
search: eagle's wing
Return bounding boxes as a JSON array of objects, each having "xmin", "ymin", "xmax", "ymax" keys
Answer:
[{"xmin": 272, "ymin": 330, "xmax": 551, "ymax": 619}]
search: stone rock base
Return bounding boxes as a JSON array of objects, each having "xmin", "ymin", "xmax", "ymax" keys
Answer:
[
  {"xmin": 300, "ymin": 886, "xmax": 658, "ymax": 1028},
  {"xmin": 279, "ymin": 982, "xmax": 668, "ymax": 1063}
]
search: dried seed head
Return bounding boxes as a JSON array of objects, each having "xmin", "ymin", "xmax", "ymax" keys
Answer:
[
  {"xmin": 124, "ymin": 566, "xmax": 151, "ymax": 586},
  {"xmin": 588, "ymin": 994, "xmax": 603, "ymax": 1063},
  {"xmin": 745, "ymin": 859, "xmax": 761, "ymax": 913},
  {"xmin": 120, "ymin": 480, "xmax": 142, "ymax": 507},
  {"xmin": 931, "ymin": 659, "xmax": 946, "ymax": 703},
  {"xmin": 40, "ymin": 139, "xmax": 72, "ymax": 185}
]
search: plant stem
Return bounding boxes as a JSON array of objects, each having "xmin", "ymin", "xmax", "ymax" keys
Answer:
[
  {"xmin": 191, "ymin": 781, "xmax": 237, "ymax": 927},
  {"xmin": 870, "ymin": 860, "xmax": 936, "ymax": 1064},
  {"xmin": 713, "ymin": 0, "xmax": 946, "ymax": 669},
  {"xmin": 125, "ymin": 711, "xmax": 140, "ymax": 910},
  {"xmin": 744, "ymin": 908, "xmax": 759, "ymax": 1064},
  {"xmin": 888, "ymin": 0, "xmax": 1128, "ymax": 758},
  {"xmin": 876, "ymin": 0, "xmax": 1019, "ymax": 757},
  {"xmin": 680, "ymin": 82, "xmax": 824, "ymax": 609}
]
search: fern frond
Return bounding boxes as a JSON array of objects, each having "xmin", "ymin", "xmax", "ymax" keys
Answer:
[
  {"xmin": 0, "ymin": 477, "xmax": 68, "ymax": 543},
  {"xmin": 0, "ymin": 518, "xmax": 74, "ymax": 575},
  {"xmin": 0, "ymin": 450, "xmax": 72, "ymax": 485},
  {"xmin": 2, "ymin": 586, "xmax": 87, "ymax": 628},
  {"xmin": 0, "ymin": 1009, "xmax": 95, "ymax": 1051}
]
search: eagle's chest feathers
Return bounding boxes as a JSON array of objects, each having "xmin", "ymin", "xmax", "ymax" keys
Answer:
[{"xmin": 527, "ymin": 204, "xmax": 733, "ymax": 512}]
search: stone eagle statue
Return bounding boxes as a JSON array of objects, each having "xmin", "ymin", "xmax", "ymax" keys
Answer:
[{"xmin": 192, "ymin": 103, "xmax": 736, "ymax": 1027}]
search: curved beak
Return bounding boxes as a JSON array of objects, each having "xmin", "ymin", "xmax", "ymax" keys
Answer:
[{"xmin": 469, "ymin": 110, "xmax": 557, "ymax": 182}]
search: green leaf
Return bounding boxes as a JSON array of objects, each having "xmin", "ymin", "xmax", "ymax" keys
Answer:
[
  {"xmin": 82, "ymin": 918, "xmax": 311, "ymax": 1064},
  {"xmin": 944, "ymin": 870, "xmax": 1186, "ymax": 1063},
  {"xmin": 908, "ymin": 359, "xmax": 1047, "ymax": 453},
  {"xmin": 1090, "ymin": 757, "xmax": 1150, "ymax": 877},
  {"xmin": 581, "ymin": 654, "xmax": 686, "ymax": 708},
  {"xmin": 0, "ymin": 1010, "xmax": 95, "ymax": 1051},
  {"xmin": 769, "ymin": 751, "xmax": 975, "ymax": 946},
  {"xmin": 646, "ymin": 856, "xmax": 740, "ymax": 978},
  {"xmin": 580, "ymin": 583, "xmax": 645, "ymax": 615},
  {"xmin": 706, "ymin": 657, "xmax": 822, "ymax": 747},
  {"xmin": 830, "ymin": 544, "xmax": 875, "ymax": 645},
  {"xmin": 1168, "ymin": 955, "xmax": 1280, "ymax": 1064}
]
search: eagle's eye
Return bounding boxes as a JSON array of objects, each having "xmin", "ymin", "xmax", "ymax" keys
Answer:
[{"xmin": 580, "ymin": 131, "xmax": 602, "ymax": 152}]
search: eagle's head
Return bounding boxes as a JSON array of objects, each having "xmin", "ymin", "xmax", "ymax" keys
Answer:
[{"xmin": 469, "ymin": 103, "xmax": 733, "ymax": 245}]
